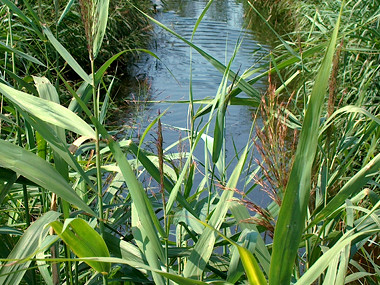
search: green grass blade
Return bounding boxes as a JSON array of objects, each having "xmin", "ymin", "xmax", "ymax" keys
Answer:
[
  {"xmin": 0, "ymin": 140, "xmax": 95, "ymax": 216},
  {"xmin": 61, "ymin": 73, "xmax": 166, "ymax": 261},
  {"xmin": 230, "ymin": 202, "xmax": 271, "ymax": 276},
  {"xmin": 269, "ymin": 1, "xmax": 346, "ymax": 284},
  {"xmin": 106, "ymin": 138, "xmax": 165, "ymax": 260},
  {"xmin": 43, "ymin": 27, "xmax": 92, "ymax": 85},
  {"xmin": 237, "ymin": 246, "xmax": 267, "ymax": 285},
  {"xmin": 50, "ymin": 218, "xmax": 110, "ymax": 274},
  {"xmin": 57, "ymin": 0, "xmax": 76, "ymax": 26},
  {"xmin": 0, "ymin": 83, "xmax": 95, "ymax": 139},
  {"xmin": 131, "ymin": 204, "xmax": 166, "ymax": 285},
  {"xmin": 126, "ymin": 140, "xmax": 198, "ymax": 217},
  {"xmin": 0, "ymin": 0, "xmax": 44, "ymax": 39},
  {"xmin": 183, "ymin": 146, "xmax": 249, "ymax": 278},
  {"xmin": 20, "ymin": 112, "xmax": 96, "ymax": 191},
  {"xmin": 0, "ymin": 41, "xmax": 45, "ymax": 66},
  {"xmin": 195, "ymin": 219, "xmax": 267, "ymax": 285},
  {"xmin": 166, "ymin": 123, "xmax": 208, "ymax": 214},
  {"xmin": 92, "ymin": 0, "xmax": 110, "ymax": 59},
  {"xmin": 0, "ymin": 211, "xmax": 61, "ymax": 285},
  {"xmin": 310, "ymin": 153, "xmax": 380, "ymax": 228},
  {"xmin": 295, "ymin": 228, "xmax": 379, "ymax": 284}
]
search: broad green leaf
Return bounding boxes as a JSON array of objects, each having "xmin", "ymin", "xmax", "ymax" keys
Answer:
[
  {"xmin": 131, "ymin": 203, "xmax": 165, "ymax": 285},
  {"xmin": 108, "ymin": 137, "xmax": 165, "ymax": 260},
  {"xmin": 0, "ymin": 211, "xmax": 61, "ymax": 285},
  {"xmin": 59, "ymin": 77, "xmax": 166, "ymax": 261},
  {"xmin": 237, "ymin": 246, "xmax": 267, "ymax": 285},
  {"xmin": 195, "ymin": 218, "xmax": 267, "ymax": 285},
  {"xmin": 0, "ymin": 140, "xmax": 95, "ymax": 215},
  {"xmin": 30, "ymin": 76, "xmax": 95, "ymax": 189},
  {"xmin": 227, "ymin": 230, "xmax": 258, "ymax": 283},
  {"xmin": 269, "ymin": 2, "xmax": 346, "ymax": 284},
  {"xmin": 166, "ymin": 123, "xmax": 208, "ymax": 214},
  {"xmin": 230, "ymin": 202, "xmax": 271, "ymax": 276},
  {"xmin": 92, "ymin": 0, "xmax": 110, "ymax": 58},
  {"xmin": 20, "ymin": 112, "xmax": 96, "ymax": 191},
  {"xmin": 43, "ymin": 256, "xmax": 209, "ymax": 285},
  {"xmin": 43, "ymin": 27, "xmax": 92, "ymax": 85},
  {"xmin": 0, "ymin": 83, "xmax": 95, "ymax": 139},
  {"xmin": 103, "ymin": 232, "xmax": 144, "ymax": 264},
  {"xmin": 126, "ymin": 140, "xmax": 198, "ymax": 217},
  {"xmin": 50, "ymin": 218, "xmax": 110, "ymax": 274},
  {"xmin": 212, "ymin": 45, "xmax": 239, "ymax": 164}
]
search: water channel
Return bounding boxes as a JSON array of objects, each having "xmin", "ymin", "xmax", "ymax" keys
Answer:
[{"xmin": 120, "ymin": 0, "xmax": 271, "ymax": 205}]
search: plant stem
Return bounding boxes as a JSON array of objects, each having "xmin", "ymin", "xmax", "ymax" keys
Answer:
[
  {"xmin": 157, "ymin": 114, "xmax": 170, "ymax": 284},
  {"xmin": 91, "ymin": 58, "xmax": 107, "ymax": 285}
]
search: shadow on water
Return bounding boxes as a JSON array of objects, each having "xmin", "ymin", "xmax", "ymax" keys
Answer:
[{"xmin": 116, "ymin": 0, "xmax": 275, "ymax": 207}]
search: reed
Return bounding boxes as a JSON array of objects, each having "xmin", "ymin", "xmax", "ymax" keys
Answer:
[{"xmin": 0, "ymin": 0, "xmax": 378, "ymax": 284}]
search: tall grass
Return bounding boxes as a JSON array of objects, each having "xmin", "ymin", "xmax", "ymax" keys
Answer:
[{"xmin": 0, "ymin": 0, "xmax": 379, "ymax": 284}]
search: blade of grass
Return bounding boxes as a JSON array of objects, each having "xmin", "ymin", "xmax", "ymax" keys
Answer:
[
  {"xmin": 0, "ymin": 211, "xmax": 61, "ymax": 285},
  {"xmin": 183, "ymin": 145, "xmax": 249, "ymax": 278},
  {"xmin": 310, "ymin": 153, "xmax": 380, "ymax": 228},
  {"xmin": 0, "ymin": 42, "xmax": 45, "ymax": 66},
  {"xmin": 269, "ymin": 2, "xmax": 345, "ymax": 284},
  {"xmin": 92, "ymin": 0, "xmax": 110, "ymax": 59},
  {"xmin": 43, "ymin": 27, "xmax": 92, "ymax": 85},
  {"xmin": 0, "ymin": 0, "xmax": 44, "ymax": 39}
]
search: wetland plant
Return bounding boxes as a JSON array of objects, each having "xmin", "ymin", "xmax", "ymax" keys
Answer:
[{"xmin": 0, "ymin": 0, "xmax": 379, "ymax": 284}]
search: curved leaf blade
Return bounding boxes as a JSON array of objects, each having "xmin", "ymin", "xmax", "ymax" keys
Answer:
[
  {"xmin": 0, "ymin": 83, "xmax": 95, "ymax": 139},
  {"xmin": 50, "ymin": 218, "xmax": 110, "ymax": 274},
  {"xmin": 0, "ymin": 211, "xmax": 61, "ymax": 285},
  {"xmin": 0, "ymin": 140, "xmax": 95, "ymax": 216}
]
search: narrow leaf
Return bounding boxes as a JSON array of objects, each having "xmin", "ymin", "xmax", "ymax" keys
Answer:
[
  {"xmin": 0, "ymin": 211, "xmax": 61, "ymax": 285},
  {"xmin": 269, "ymin": 2, "xmax": 346, "ymax": 284},
  {"xmin": 92, "ymin": 0, "xmax": 110, "ymax": 58},
  {"xmin": 43, "ymin": 27, "xmax": 92, "ymax": 85}
]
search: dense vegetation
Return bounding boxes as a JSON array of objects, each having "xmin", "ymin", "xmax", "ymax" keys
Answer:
[{"xmin": 0, "ymin": 0, "xmax": 379, "ymax": 284}]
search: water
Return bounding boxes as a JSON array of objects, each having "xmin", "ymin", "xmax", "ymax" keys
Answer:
[{"xmin": 120, "ymin": 0, "xmax": 271, "ymax": 205}]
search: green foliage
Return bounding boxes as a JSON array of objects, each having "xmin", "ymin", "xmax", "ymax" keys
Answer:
[{"xmin": 0, "ymin": 0, "xmax": 378, "ymax": 284}]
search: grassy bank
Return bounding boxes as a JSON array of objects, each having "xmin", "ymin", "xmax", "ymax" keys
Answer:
[{"xmin": 0, "ymin": 0, "xmax": 379, "ymax": 284}]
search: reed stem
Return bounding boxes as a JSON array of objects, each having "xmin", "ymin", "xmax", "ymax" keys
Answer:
[{"xmin": 91, "ymin": 58, "xmax": 107, "ymax": 285}]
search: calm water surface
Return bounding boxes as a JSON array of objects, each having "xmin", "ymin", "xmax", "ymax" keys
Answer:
[{"xmin": 121, "ymin": 0, "xmax": 271, "ymax": 204}]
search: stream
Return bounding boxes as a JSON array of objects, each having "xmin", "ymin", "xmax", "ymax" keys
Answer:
[{"xmin": 119, "ymin": 0, "xmax": 271, "ymax": 205}]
